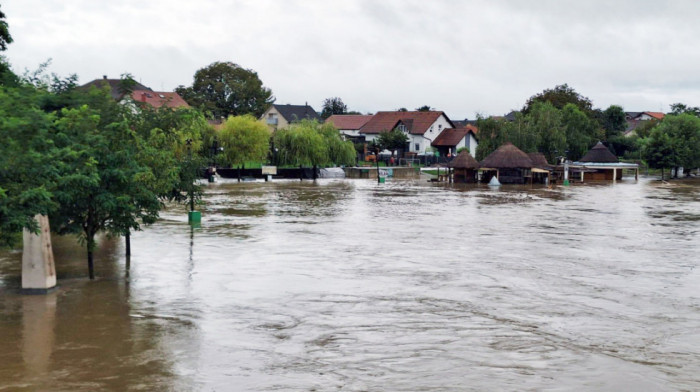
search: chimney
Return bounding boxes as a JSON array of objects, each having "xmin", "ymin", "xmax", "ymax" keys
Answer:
[{"xmin": 103, "ymin": 75, "xmax": 107, "ymax": 79}]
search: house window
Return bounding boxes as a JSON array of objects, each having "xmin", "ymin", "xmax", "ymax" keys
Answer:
[{"xmin": 415, "ymin": 143, "xmax": 420, "ymax": 151}]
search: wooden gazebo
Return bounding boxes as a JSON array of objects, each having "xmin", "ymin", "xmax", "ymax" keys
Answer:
[
  {"xmin": 448, "ymin": 150, "xmax": 479, "ymax": 183},
  {"xmin": 527, "ymin": 152, "xmax": 552, "ymax": 184},
  {"xmin": 479, "ymin": 142, "xmax": 534, "ymax": 184},
  {"xmin": 571, "ymin": 141, "xmax": 639, "ymax": 181}
]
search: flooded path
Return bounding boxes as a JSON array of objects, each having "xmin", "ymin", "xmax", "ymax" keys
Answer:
[{"xmin": 1, "ymin": 177, "xmax": 699, "ymax": 391}]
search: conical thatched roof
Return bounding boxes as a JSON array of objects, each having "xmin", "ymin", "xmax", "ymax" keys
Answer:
[
  {"xmin": 527, "ymin": 152, "xmax": 551, "ymax": 169},
  {"xmin": 448, "ymin": 150, "xmax": 479, "ymax": 169},
  {"xmin": 579, "ymin": 141, "xmax": 618, "ymax": 163},
  {"xmin": 480, "ymin": 142, "xmax": 534, "ymax": 169}
]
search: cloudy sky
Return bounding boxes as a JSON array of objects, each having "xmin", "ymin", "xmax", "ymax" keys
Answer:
[{"xmin": 3, "ymin": 0, "xmax": 700, "ymax": 119}]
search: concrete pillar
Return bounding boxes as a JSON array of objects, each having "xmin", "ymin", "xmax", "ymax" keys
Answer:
[{"xmin": 22, "ymin": 215, "xmax": 56, "ymax": 294}]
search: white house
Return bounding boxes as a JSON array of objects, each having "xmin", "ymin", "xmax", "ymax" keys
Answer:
[
  {"xmin": 358, "ymin": 111, "xmax": 455, "ymax": 154},
  {"xmin": 431, "ymin": 125, "xmax": 479, "ymax": 158}
]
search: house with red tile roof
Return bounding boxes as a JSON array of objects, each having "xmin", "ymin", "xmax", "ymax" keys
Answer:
[
  {"xmin": 325, "ymin": 114, "xmax": 373, "ymax": 141},
  {"xmin": 431, "ymin": 124, "xmax": 479, "ymax": 158},
  {"xmin": 131, "ymin": 90, "xmax": 190, "ymax": 109},
  {"xmin": 624, "ymin": 111, "xmax": 666, "ymax": 137},
  {"xmin": 359, "ymin": 111, "xmax": 455, "ymax": 154}
]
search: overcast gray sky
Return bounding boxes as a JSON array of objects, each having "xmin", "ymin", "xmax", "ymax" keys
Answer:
[{"xmin": 4, "ymin": 0, "xmax": 700, "ymax": 119}]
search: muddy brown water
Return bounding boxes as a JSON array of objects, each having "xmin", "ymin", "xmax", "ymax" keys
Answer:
[{"xmin": 1, "ymin": 177, "xmax": 699, "ymax": 391}]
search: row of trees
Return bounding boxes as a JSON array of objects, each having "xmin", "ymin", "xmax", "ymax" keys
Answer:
[{"xmin": 475, "ymin": 100, "xmax": 601, "ymax": 163}]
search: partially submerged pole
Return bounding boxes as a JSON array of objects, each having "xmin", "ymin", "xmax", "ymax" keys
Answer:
[{"xmin": 21, "ymin": 215, "xmax": 56, "ymax": 294}]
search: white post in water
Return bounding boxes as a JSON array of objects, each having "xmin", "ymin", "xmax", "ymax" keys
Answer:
[{"xmin": 22, "ymin": 215, "xmax": 56, "ymax": 294}]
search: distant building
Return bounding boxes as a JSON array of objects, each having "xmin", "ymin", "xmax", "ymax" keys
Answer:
[
  {"xmin": 80, "ymin": 75, "xmax": 189, "ymax": 110},
  {"xmin": 131, "ymin": 90, "xmax": 190, "ymax": 109},
  {"xmin": 624, "ymin": 111, "xmax": 665, "ymax": 137},
  {"xmin": 80, "ymin": 75, "xmax": 151, "ymax": 100},
  {"xmin": 260, "ymin": 103, "xmax": 321, "ymax": 130},
  {"xmin": 325, "ymin": 114, "xmax": 373, "ymax": 142},
  {"xmin": 358, "ymin": 110, "xmax": 454, "ymax": 155},
  {"xmin": 431, "ymin": 124, "xmax": 479, "ymax": 158}
]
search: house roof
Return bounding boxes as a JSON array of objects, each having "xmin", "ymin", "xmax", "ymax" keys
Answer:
[
  {"xmin": 448, "ymin": 150, "xmax": 480, "ymax": 169},
  {"xmin": 325, "ymin": 114, "xmax": 373, "ymax": 130},
  {"xmin": 431, "ymin": 125, "xmax": 478, "ymax": 147},
  {"xmin": 643, "ymin": 112, "xmax": 665, "ymax": 120},
  {"xmin": 132, "ymin": 90, "xmax": 190, "ymax": 109},
  {"xmin": 527, "ymin": 152, "xmax": 551, "ymax": 170},
  {"xmin": 274, "ymin": 104, "xmax": 321, "ymax": 123},
  {"xmin": 578, "ymin": 141, "xmax": 618, "ymax": 163},
  {"xmin": 80, "ymin": 77, "xmax": 151, "ymax": 100},
  {"xmin": 480, "ymin": 142, "xmax": 534, "ymax": 169},
  {"xmin": 360, "ymin": 111, "xmax": 452, "ymax": 135}
]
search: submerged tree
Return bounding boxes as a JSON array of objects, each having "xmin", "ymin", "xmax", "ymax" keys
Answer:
[
  {"xmin": 218, "ymin": 114, "xmax": 271, "ymax": 180},
  {"xmin": 273, "ymin": 120, "xmax": 355, "ymax": 168}
]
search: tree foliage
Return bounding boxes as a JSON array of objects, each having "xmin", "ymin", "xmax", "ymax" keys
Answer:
[
  {"xmin": 176, "ymin": 61, "xmax": 274, "ymax": 118},
  {"xmin": 643, "ymin": 114, "xmax": 700, "ymax": 176},
  {"xmin": 522, "ymin": 84, "xmax": 593, "ymax": 115},
  {"xmin": 0, "ymin": 5, "xmax": 13, "ymax": 51},
  {"xmin": 416, "ymin": 105, "xmax": 432, "ymax": 112},
  {"xmin": 273, "ymin": 120, "xmax": 355, "ymax": 166},
  {"xmin": 670, "ymin": 102, "xmax": 700, "ymax": 117},
  {"xmin": 218, "ymin": 115, "xmax": 271, "ymax": 167},
  {"xmin": 602, "ymin": 105, "xmax": 627, "ymax": 140},
  {"xmin": 320, "ymin": 97, "xmax": 347, "ymax": 120},
  {"xmin": 0, "ymin": 84, "xmax": 56, "ymax": 247},
  {"xmin": 375, "ymin": 129, "xmax": 409, "ymax": 151}
]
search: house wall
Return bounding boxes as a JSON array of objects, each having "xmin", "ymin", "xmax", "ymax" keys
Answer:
[
  {"xmin": 260, "ymin": 107, "xmax": 289, "ymax": 131},
  {"xmin": 410, "ymin": 115, "xmax": 453, "ymax": 154}
]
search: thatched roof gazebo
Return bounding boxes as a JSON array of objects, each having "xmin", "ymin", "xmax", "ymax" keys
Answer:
[
  {"xmin": 579, "ymin": 141, "xmax": 618, "ymax": 163},
  {"xmin": 571, "ymin": 141, "xmax": 639, "ymax": 181},
  {"xmin": 479, "ymin": 142, "xmax": 535, "ymax": 184},
  {"xmin": 448, "ymin": 150, "xmax": 480, "ymax": 183}
]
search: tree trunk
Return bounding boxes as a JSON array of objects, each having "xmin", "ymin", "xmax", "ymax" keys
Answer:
[
  {"xmin": 237, "ymin": 165, "xmax": 241, "ymax": 182},
  {"xmin": 125, "ymin": 232, "xmax": 131, "ymax": 256},
  {"xmin": 299, "ymin": 165, "xmax": 303, "ymax": 181},
  {"xmin": 87, "ymin": 242, "xmax": 95, "ymax": 281},
  {"xmin": 312, "ymin": 164, "xmax": 317, "ymax": 180}
]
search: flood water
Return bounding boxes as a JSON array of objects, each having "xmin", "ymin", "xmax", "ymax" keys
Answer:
[{"xmin": 1, "ymin": 176, "xmax": 700, "ymax": 391}]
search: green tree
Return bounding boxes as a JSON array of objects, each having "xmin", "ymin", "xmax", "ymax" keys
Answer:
[
  {"xmin": 49, "ymin": 104, "xmax": 159, "ymax": 279},
  {"xmin": 522, "ymin": 84, "xmax": 593, "ymax": 115},
  {"xmin": 175, "ymin": 61, "xmax": 274, "ymax": 118},
  {"xmin": 670, "ymin": 103, "xmax": 700, "ymax": 117},
  {"xmin": 652, "ymin": 114, "xmax": 700, "ymax": 176},
  {"xmin": 218, "ymin": 115, "xmax": 271, "ymax": 168},
  {"xmin": 0, "ymin": 5, "xmax": 13, "ymax": 51},
  {"xmin": 376, "ymin": 128, "xmax": 409, "ymax": 152},
  {"xmin": 273, "ymin": 120, "xmax": 354, "ymax": 167},
  {"xmin": 561, "ymin": 104, "xmax": 596, "ymax": 161},
  {"xmin": 528, "ymin": 101, "xmax": 566, "ymax": 163},
  {"xmin": 0, "ymin": 84, "xmax": 56, "ymax": 247},
  {"xmin": 602, "ymin": 105, "xmax": 627, "ymax": 140},
  {"xmin": 416, "ymin": 105, "xmax": 432, "ymax": 112},
  {"xmin": 320, "ymin": 97, "xmax": 347, "ymax": 120},
  {"xmin": 644, "ymin": 128, "xmax": 678, "ymax": 180},
  {"xmin": 475, "ymin": 116, "xmax": 507, "ymax": 161}
]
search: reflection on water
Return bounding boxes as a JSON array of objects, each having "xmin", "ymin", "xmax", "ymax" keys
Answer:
[{"xmin": 1, "ymin": 177, "xmax": 700, "ymax": 390}]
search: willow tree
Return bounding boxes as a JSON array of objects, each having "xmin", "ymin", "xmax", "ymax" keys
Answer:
[
  {"xmin": 273, "ymin": 120, "xmax": 355, "ymax": 170},
  {"xmin": 218, "ymin": 115, "xmax": 270, "ymax": 180}
]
